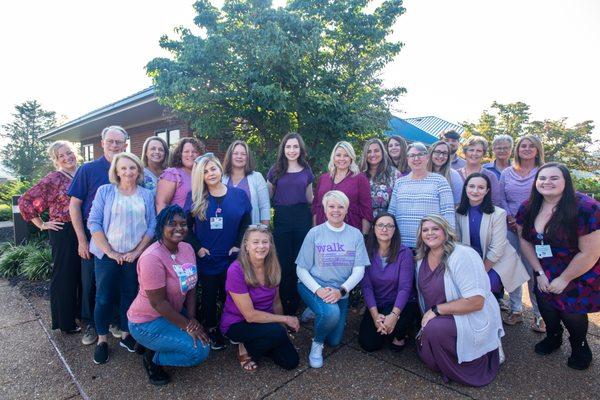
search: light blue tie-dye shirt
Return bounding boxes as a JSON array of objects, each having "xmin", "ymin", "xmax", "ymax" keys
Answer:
[{"xmin": 106, "ymin": 191, "xmax": 148, "ymax": 253}]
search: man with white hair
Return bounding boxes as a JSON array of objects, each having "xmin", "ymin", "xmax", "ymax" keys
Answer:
[{"xmin": 483, "ymin": 134, "xmax": 514, "ymax": 179}]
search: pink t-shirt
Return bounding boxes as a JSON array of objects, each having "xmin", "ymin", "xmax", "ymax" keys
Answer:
[
  {"xmin": 127, "ymin": 241, "xmax": 198, "ymax": 324},
  {"xmin": 219, "ymin": 261, "xmax": 277, "ymax": 335},
  {"xmin": 159, "ymin": 167, "xmax": 192, "ymax": 208}
]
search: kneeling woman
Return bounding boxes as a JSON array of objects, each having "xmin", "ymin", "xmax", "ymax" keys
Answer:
[
  {"xmin": 415, "ymin": 215, "xmax": 504, "ymax": 387},
  {"xmin": 359, "ymin": 213, "xmax": 418, "ymax": 352},
  {"xmin": 220, "ymin": 225, "xmax": 300, "ymax": 372},
  {"xmin": 296, "ymin": 190, "xmax": 370, "ymax": 368},
  {"xmin": 128, "ymin": 206, "xmax": 210, "ymax": 385}
]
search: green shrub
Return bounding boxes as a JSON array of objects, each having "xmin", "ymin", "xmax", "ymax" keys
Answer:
[
  {"xmin": 573, "ymin": 176, "xmax": 600, "ymax": 199},
  {"xmin": 0, "ymin": 180, "xmax": 32, "ymax": 206},
  {"xmin": 0, "ymin": 204, "xmax": 12, "ymax": 221},
  {"xmin": 22, "ymin": 247, "xmax": 52, "ymax": 281},
  {"xmin": 0, "ymin": 243, "xmax": 35, "ymax": 277}
]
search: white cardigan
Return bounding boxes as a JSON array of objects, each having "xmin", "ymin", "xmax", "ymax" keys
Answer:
[
  {"xmin": 456, "ymin": 206, "xmax": 529, "ymax": 292},
  {"xmin": 415, "ymin": 244, "xmax": 504, "ymax": 363},
  {"xmin": 222, "ymin": 172, "xmax": 271, "ymax": 225}
]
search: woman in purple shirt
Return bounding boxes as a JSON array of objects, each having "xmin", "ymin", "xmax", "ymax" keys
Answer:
[
  {"xmin": 499, "ymin": 134, "xmax": 546, "ymax": 332},
  {"xmin": 313, "ymin": 141, "xmax": 373, "ymax": 233},
  {"xmin": 359, "ymin": 213, "xmax": 417, "ymax": 352},
  {"xmin": 221, "ymin": 225, "xmax": 300, "ymax": 372},
  {"xmin": 267, "ymin": 133, "xmax": 315, "ymax": 315}
]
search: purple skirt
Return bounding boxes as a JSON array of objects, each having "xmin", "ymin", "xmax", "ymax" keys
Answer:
[{"xmin": 417, "ymin": 315, "xmax": 499, "ymax": 387}]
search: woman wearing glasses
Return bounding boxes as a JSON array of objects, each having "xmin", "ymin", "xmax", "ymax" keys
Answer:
[
  {"xmin": 185, "ymin": 153, "xmax": 251, "ymax": 350},
  {"xmin": 427, "ymin": 140, "xmax": 464, "ymax": 206},
  {"xmin": 388, "ymin": 142, "xmax": 455, "ymax": 249},
  {"xmin": 221, "ymin": 225, "xmax": 300, "ymax": 372},
  {"xmin": 359, "ymin": 213, "xmax": 417, "ymax": 352},
  {"xmin": 156, "ymin": 137, "xmax": 205, "ymax": 213}
]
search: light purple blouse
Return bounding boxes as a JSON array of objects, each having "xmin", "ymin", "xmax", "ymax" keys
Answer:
[
  {"xmin": 159, "ymin": 167, "xmax": 192, "ymax": 208},
  {"xmin": 499, "ymin": 166, "xmax": 539, "ymax": 217}
]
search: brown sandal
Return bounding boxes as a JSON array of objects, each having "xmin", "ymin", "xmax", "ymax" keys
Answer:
[{"xmin": 238, "ymin": 347, "xmax": 257, "ymax": 372}]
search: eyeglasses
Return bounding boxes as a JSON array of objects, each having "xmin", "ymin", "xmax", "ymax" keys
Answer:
[
  {"xmin": 407, "ymin": 152, "xmax": 427, "ymax": 159},
  {"xmin": 104, "ymin": 139, "xmax": 126, "ymax": 146},
  {"xmin": 194, "ymin": 152, "xmax": 215, "ymax": 164},
  {"xmin": 493, "ymin": 146, "xmax": 511, "ymax": 152},
  {"xmin": 247, "ymin": 224, "xmax": 270, "ymax": 231},
  {"xmin": 375, "ymin": 223, "xmax": 395, "ymax": 230},
  {"xmin": 432, "ymin": 150, "xmax": 449, "ymax": 157}
]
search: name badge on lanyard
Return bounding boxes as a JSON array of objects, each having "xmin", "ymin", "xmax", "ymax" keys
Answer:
[
  {"xmin": 210, "ymin": 205, "xmax": 223, "ymax": 230},
  {"xmin": 535, "ymin": 233, "xmax": 553, "ymax": 259}
]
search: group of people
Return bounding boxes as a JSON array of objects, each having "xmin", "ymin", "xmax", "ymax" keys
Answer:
[{"xmin": 17, "ymin": 126, "xmax": 599, "ymax": 388}]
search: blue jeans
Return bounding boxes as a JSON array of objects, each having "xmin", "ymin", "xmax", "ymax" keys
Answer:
[
  {"xmin": 298, "ymin": 282, "xmax": 349, "ymax": 346},
  {"xmin": 94, "ymin": 256, "xmax": 138, "ymax": 336},
  {"xmin": 129, "ymin": 317, "xmax": 210, "ymax": 367}
]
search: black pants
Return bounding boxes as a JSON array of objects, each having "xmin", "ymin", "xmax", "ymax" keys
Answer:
[
  {"xmin": 226, "ymin": 321, "xmax": 299, "ymax": 370},
  {"xmin": 80, "ymin": 227, "xmax": 96, "ymax": 327},
  {"xmin": 358, "ymin": 302, "xmax": 419, "ymax": 352},
  {"xmin": 273, "ymin": 204, "xmax": 312, "ymax": 315},
  {"xmin": 48, "ymin": 222, "xmax": 82, "ymax": 331},
  {"xmin": 199, "ymin": 270, "xmax": 227, "ymax": 329},
  {"xmin": 536, "ymin": 290, "xmax": 588, "ymax": 343}
]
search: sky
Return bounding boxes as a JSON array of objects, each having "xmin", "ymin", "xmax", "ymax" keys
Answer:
[{"xmin": 1, "ymin": 0, "xmax": 599, "ymax": 142}]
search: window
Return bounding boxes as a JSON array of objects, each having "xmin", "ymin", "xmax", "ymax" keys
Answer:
[
  {"xmin": 155, "ymin": 129, "xmax": 181, "ymax": 147},
  {"xmin": 125, "ymin": 138, "xmax": 131, "ymax": 153},
  {"xmin": 83, "ymin": 144, "xmax": 94, "ymax": 162}
]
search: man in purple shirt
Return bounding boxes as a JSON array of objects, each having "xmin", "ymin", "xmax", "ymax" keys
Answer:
[
  {"xmin": 68, "ymin": 126, "xmax": 128, "ymax": 345},
  {"xmin": 441, "ymin": 130, "xmax": 466, "ymax": 170}
]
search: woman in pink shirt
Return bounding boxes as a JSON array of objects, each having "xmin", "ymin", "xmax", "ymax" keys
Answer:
[
  {"xmin": 313, "ymin": 141, "xmax": 373, "ymax": 233},
  {"xmin": 128, "ymin": 205, "xmax": 210, "ymax": 386}
]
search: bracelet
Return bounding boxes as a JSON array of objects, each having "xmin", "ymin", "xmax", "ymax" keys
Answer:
[
  {"xmin": 534, "ymin": 270, "xmax": 545, "ymax": 277},
  {"xmin": 40, "ymin": 222, "xmax": 45, "ymax": 231},
  {"xmin": 391, "ymin": 311, "xmax": 400, "ymax": 319}
]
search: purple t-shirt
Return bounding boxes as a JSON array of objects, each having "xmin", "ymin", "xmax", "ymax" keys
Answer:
[
  {"xmin": 361, "ymin": 246, "xmax": 415, "ymax": 310},
  {"xmin": 267, "ymin": 166, "xmax": 314, "ymax": 206},
  {"xmin": 67, "ymin": 156, "xmax": 111, "ymax": 220},
  {"xmin": 220, "ymin": 261, "xmax": 277, "ymax": 334},
  {"xmin": 499, "ymin": 166, "xmax": 538, "ymax": 217},
  {"xmin": 159, "ymin": 167, "xmax": 192, "ymax": 208},
  {"xmin": 226, "ymin": 176, "xmax": 251, "ymax": 203}
]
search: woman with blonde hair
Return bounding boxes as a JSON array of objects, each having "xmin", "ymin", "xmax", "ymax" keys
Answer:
[
  {"xmin": 222, "ymin": 140, "xmax": 270, "ymax": 225},
  {"xmin": 414, "ymin": 214, "xmax": 504, "ymax": 387},
  {"xmin": 221, "ymin": 225, "xmax": 300, "ymax": 372},
  {"xmin": 499, "ymin": 134, "xmax": 546, "ymax": 332},
  {"xmin": 141, "ymin": 136, "xmax": 169, "ymax": 193},
  {"xmin": 360, "ymin": 138, "xmax": 403, "ymax": 217},
  {"xmin": 87, "ymin": 152, "xmax": 156, "ymax": 364},
  {"xmin": 19, "ymin": 140, "xmax": 81, "ymax": 333},
  {"xmin": 456, "ymin": 136, "xmax": 502, "ymax": 206},
  {"xmin": 185, "ymin": 153, "xmax": 251, "ymax": 350},
  {"xmin": 313, "ymin": 141, "xmax": 372, "ymax": 233}
]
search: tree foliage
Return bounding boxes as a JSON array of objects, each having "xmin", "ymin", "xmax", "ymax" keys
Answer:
[
  {"xmin": 1, "ymin": 100, "xmax": 55, "ymax": 180},
  {"xmin": 147, "ymin": 0, "xmax": 406, "ymax": 171},
  {"xmin": 463, "ymin": 101, "xmax": 598, "ymax": 172}
]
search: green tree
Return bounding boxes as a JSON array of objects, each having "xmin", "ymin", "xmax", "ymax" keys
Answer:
[
  {"xmin": 147, "ymin": 0, "xmax": 406, "ymax": 171},
  {"xmin": 1, "ymin": 100, "xmax": 55, "ymax": 180},
  {"xmin": 462, "ymin": 101, "xmax": 530, "ymax": 144}
]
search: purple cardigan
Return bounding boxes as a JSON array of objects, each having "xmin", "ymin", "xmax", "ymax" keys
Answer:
[{"xmin": 361, "ymin": 245, "xmax": 415, "ymax": 310}]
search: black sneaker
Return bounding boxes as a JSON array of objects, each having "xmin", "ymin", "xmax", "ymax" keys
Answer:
[
  {"xmin": 119, "ymin": 335, "xmax": 137, "ymax": 353},
  {"xmin": 143, "ymin": 350, "xmax": 170, "ymax": 386},
  {"xmin": 208, "ymin": 328, "xmax": 226, "ymax": 350},
  {"xmin": 93, "ymin": 342, "xmax": 109, "ymax": 364},
  {"xmin": 534, "ymin": 331, "xmax": 563, "ymax": 355}
]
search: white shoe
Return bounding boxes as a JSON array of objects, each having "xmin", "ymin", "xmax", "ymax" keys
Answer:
[
  {"xmin": 301, "ymin": 308, "xmax": 315, "ymax": 323},
  {"xmin": 309, "ymin": 340, "xmax": 324, "ymax": 368},
  {"xmin": 499, "ymin": 342, "xmax": 506, "ymax": 365},
  {"xmin": 109, "ymin": 324, "xmax": 123, "ymax": 339}
]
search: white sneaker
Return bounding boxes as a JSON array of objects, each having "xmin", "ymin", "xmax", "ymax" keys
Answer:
[
  {"xmin": 499, "ymin": 342, "xmax": 506, "ymax": 365},
  {"xmin": 309, "ymin": 340, "xmax": 324, "ymax": 368},
  {"xmin": 301, "ymin": 308, "xmax": 315, "ymax": 323}
]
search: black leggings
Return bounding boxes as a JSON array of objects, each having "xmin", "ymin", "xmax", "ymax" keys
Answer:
[
  {"xmin": 199, "ymin": 271, "xmax": 227, "ymax": 329},
  {"xmin": 273, "ymin": 204, "xmax": 312, "ymax": 315},
  {"xmin": 536, "ymin": 291, "xmax": 588, "ymax": 343},
  {"xmin": 226, "ymin": 321, "xmax": 299, "ymax": 370},
  {"xmin": 358, "ymin": 302, "xmax": 419, "ymax": 352}
]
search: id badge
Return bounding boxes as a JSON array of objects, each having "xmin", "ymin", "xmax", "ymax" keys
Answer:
[
  {"xmin": 210, "ymin": 216, "xmax": 223, "ymax": 230},
  {"xmin": 535, "ymin": 244, "xmax": 553, "ymax": 258}
]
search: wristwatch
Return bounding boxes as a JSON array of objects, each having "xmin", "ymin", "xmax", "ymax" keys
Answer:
[
  {"xmin": 534, "ymin": 270, "xmax": 545, "ymax": 277},
  {"xmin": 339, "ymin": 287, "xmax": 348, "ymax": 297},
  {"xmin": 431, "ymin": 305, "xmax": 441, "ymax": 316}
]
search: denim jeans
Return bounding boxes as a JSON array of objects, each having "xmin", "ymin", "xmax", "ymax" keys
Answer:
[
  {"xmin": 297, "ymin": 282, "xmax": 349, "ymax": 346},
  {"xmin": 94, "ymin": 256, "xmax": 138, "ymax": 336},
  {"xmin": 129, "ymin": 316, "xmax": 210, "ymax": 367}
]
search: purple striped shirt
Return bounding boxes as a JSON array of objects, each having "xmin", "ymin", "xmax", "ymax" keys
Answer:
[{"xmin": 499, "ymin": 166, "xmax": 538, "ymax": 217}]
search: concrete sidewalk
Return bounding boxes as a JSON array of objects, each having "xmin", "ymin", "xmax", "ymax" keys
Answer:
[{"xmin": 1, "ymin": 278, "xmax": 598, "ymax": 399}]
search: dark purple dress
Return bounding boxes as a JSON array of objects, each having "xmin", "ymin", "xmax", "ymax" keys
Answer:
[{"xmin": 417, "ymin": 258, "xmax": 499, "ymax": 387}]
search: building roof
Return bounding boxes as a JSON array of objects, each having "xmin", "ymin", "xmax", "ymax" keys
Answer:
[
  {"xmin": 404, "ymin": 116, "xmax": 464, "ymax": 138},
  {"xmin": 41, "ymin": 87, "xmax": 167, "ymax": 142},
  {"xmin": 385, "ymin": 116, "xmax": 439, "ymax": 145}
]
